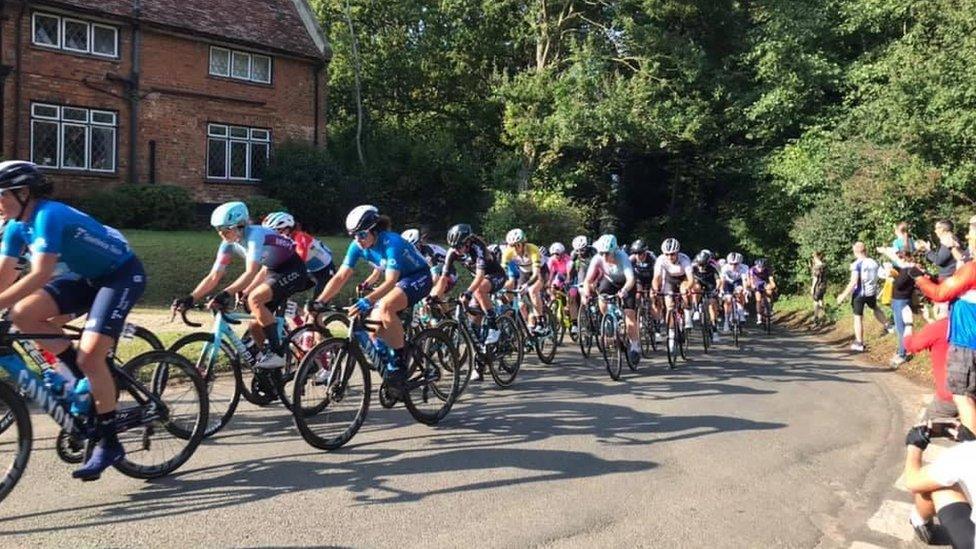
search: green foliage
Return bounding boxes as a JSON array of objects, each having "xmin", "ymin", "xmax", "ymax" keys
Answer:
[
  {"xmin": 243, "ymin": 196, "xmax": 287, "ymax": 222},
  {"xmin": 259, "ymin": 142, "xmax": 347, "ymax": 232},
  {"xmin": 83, "ymin": 185, "xmax": 195, "ymax": 230},
  {"xmin": 482, "ymin": 189, "xmax": 589, "ymax": 245}
]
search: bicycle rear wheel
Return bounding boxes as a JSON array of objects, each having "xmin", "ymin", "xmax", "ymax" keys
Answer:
[
  {"xmin": 292, "ymin": 338, "xmax": 370, "ymax": 451},
  {"xmin": 487, "ymin": 314, "xmax": 523, "ymax": 387},
  {"xmin": 601, "ymin": 315, "xmax": 622, "ymax": 380},
  {"xmin": 577, "ymin": 303, "xmax": 594, "ymax": 358},
  {"xmin": 437, "ymin": 320, "xmax": 473, "ymax": 396},
  {"xmin": 534, "ymin": 309, "xmax": 558, "ymax": 364},
  {"xmin": 168, "ymin": 332, "xmax": 242, "ymax": 437},
  {"xmin": 665, "ymin": 311, "xmax": 679, "ymax": 369},
  {"xmin": 0, "ymin": 381, "xmax": 31, "ymax": 505},
  {"xmin": 639, "ymin": 306, "xmax": 655, "ymax": 358},
  {"xmin": 115, "ymin": 350, "xmax": 208, "ymax": 479},
  {"xmin": 403, "ymin": 328, "xmax": 461, "ymax": 425}
]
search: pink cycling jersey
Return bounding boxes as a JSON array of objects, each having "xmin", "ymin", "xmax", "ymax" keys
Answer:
[{"xmin": 547, "ymin": 254, "xmax": 572, "ymax": 287}]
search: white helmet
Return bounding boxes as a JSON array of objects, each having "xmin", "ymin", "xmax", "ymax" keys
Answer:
[
  {"xmin": 572, "ymin": 235, "xmax": 589, "ymax": 251},
  {"xmin": 594, "ymin": 234, "xmax": 618, "ymax": 253},
  {"xmin": 549, "ymin": 242, "xmax": 566, "ymax": 255},
  {"xmin": 506, "ymin": 228, "xmax": 526, "ymax": 245},
  {"xmin": 661, "ymin": 238, "xmax": 680, "ymax": 254},
  {"xmin": 345, "ymin": 205, "xmax": 379, "ymax": 234},
  {"xmin": 211, "ymin": 201, "xmax": 249, "ymax": 229},
  {"xmin": 401, "ymin": 228, "xmax": 420, "ymax": 245},
  {"xmin": 727, "ymin": 252, "xmax": 743, "ymax": 264},
  {"xmin": 262, "ymin": 211, "xmax": 295, "ymax": 230}
]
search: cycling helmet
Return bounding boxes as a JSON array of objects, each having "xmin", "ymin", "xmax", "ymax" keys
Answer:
[
  {"xmin": 572, "ymin": 235, "xmax": 589, "ymax": 251},
  {"xmin": 754, "ymin": 258, "xmax": 766, "ymax": 269},
  {"xmin": 727, "ymin": 252, "xmax": 743, "ymax": 264},
  {"xmin": 549, "ymin": 242, "xmax": 566, "ymax": 255},
  {"xmin": 629, "ymin": 239, "xmax": 648, "ymax": 254},
  {"xmin": 506, "ymin": 228, "xmax": 526, "ymax": 245},
  {"xmin": 345, "ymin": 205, "xmax": 379, "ymax": 234},
  {"xmin": 695, "ymin": 250, "xmax": 713, "ymax": 264},
  {"xmin": 211, "ymin": 201, "xmax": 249, "ymax": 229},
  {"xmin": 660, "ymin": 238, "xmax": 680, "ymax": 254},
  {"xmin": 594, "ymin": 234, "xmax": 618, "ymax": 253},
  {"xmin": 487, "ymin": 243, "xmax": 501, "ymax": 257},
  {"xmin": 447, "ymin": 223, "xmax": 472, "ymax": 248},
  {"xmin": 401, "ymin": 228, "xmax": 420, "ymax": 245},
  {"xmin": 0, "ymin": 161, "xmax": 48, "ymax": 192},
  {"xmin": 262, "ymin": 211, "xmax": 295, "ymax": 230}
]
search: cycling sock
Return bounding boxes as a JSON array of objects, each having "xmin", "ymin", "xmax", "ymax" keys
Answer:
[
  {"xmin": 96, "ymin": 411, "xmax": 119, "ymax": 447},
  {"xmin": 486, "ymin": 309, "xmax": 497, "ymax": 329},
  {"xmin": 57, "ymin": 347, "xmax": 84, "ymax": 379},
  {"xmin": 262, "ymin": 324, "xmax": 282, "ymax": 355},
  {"xmin": 392, "ymin": 347, "xmax": 407, "ymax": 368}
]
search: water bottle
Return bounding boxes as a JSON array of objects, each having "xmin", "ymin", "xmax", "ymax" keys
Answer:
[
  {"xmin": 42, "ymin": 365, "xmax": 76, "ymax": 399},
  {"xmin": 70, "ymin": 378, "xmax": 92, "ymax": 417},
  {"xmin": 240, "ymin": 335, "xmax": 260, "ymax": 364},
  {"xmin": 373, "ymin": 338, "xmax": 393, "ymax": 367},
  {"xmin": 299, "ymin": 330, "xmax": 316, "ymax": 351},
  {"xmin": 353, "ymin": 331, "xmax": 375, "ymax": 361}
]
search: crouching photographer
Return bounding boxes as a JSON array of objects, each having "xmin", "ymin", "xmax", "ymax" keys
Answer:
[{"xmin": 903, "ymin": 421, "xmax": 975, "ymax": 548}]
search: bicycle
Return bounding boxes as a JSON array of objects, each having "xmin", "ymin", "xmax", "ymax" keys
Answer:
[
  {"xmin": 723, "ymin": 288, "xmax": 746, "ymax": 348},
  {"xmin": 437, "ymin": 297, "xmax": 523, "ymax": 388},
  {"xmin": 595, "ymin": 294, "xmax": 634, "ymax": 380},
  {"xmin": 757, "ymin": 290, "xmax": 774, "ymax": 335},
  {"xmin": 0, "ymin": 321, "xmax": 208, "ymax": 503},
  {"xmin": 290, "ymin": 305, "xmax": 461, "ymax": 451},
  {"xmin": 635, "ymin": 289, "xmax": 658, "ymax": 358},
  {"xmin": 577, "ymin": 297, "xmax": 601, "ymax": 359},
  {"xmin": 547, "ymin": 287, "xmax": 574, "ymax": 346},
  {"xmin": 495, "ymin": 290, "xmax": 558, "ymax": 364},
  {"xmin": 170, "ymin": 301, "xmax": 326, "ymax": 436},
  {"xmin": 659, "ymin": 291, "xmax": 689, "ymax": 369},
  {"xmin": 693, "ymin": 290, "xmax": 719, "ymax": 354}
]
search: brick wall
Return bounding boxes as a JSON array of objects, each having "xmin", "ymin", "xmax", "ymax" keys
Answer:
[{"xmin": 0, "ymin": 3, "xmax": 326, "ymax": 204}]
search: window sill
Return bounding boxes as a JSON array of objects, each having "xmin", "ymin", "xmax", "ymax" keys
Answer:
[
  {"xmin": 206, "ymin": 74, "xmax": 273, "ymax": 88},
  {"xmin": 30, "ymin": 44, "xmax": 121, "ymax": 63},
  {"xmin": 39, "ymin": 168, "xmax": 119, "ymax": 178},
  {"xmin": 205, "ymin": 178, "xmax": 260, "ymax": 186}
]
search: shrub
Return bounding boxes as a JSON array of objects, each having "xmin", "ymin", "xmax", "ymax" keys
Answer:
[
  {"xmin": 82, "ymin": 184, "xmax": 195, "ymax": 230},
  {"xmin": 260, "ymin": 142, "xmax": 347, "ymax": 232},
  {"xmin": 481, "ymin": 189, "xmax": 589, "ymax": 244},
  {"xmin": 244, "ymin": 195, "xmax": 287, "ymax": 222}
]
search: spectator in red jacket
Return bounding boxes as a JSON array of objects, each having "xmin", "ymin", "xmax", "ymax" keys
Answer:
[{"xmin": 902, "ymin": 308, "xmax": 958, "ymax": 421}]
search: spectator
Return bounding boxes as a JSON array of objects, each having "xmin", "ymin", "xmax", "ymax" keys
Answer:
[
  {"xmin": 902, "ymin": 307, "xmax": 958, "ymax": 421},
  {"xmin": 913, "ymin": 262, "xmax": 976, "ymax": 433},
  {"xmin": 878, "ymin": 247, "xmax": 921, "ymax": 367},
  {"xmin": 967, "ymin": 215, "xmax": 976, "ymax": 258},
  {"xmin": 837, "ymin": 242, "xmax": 890, "ymax": 352},
  {"xmin": 917, "ymin": 220, "xmax": 961, "ymax": 280},
  {"xmin": 903, "ymin": 425, "xmax": 975, "ymax": 548},
  {"xmin": 811, "ymin": 250, "xmax": 827, "ymax": 326},
  {"xmin": 893, "ymin": 221, "xmax": 915, "ymax": 253}
]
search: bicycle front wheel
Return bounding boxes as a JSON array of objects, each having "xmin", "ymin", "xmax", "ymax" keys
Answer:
[
  {"xmin": 578, "ymin": 303, "xmax": 594, "ymax": 358},
  {"xmin": 168, "ymin": 332, "xmax": 242, "ymax": 437},
  {"xmin": 438, "ymin": 320, "xmax": 473, "ymax": 396},
  {"xmin": 601, "ymin": 315, "xmax": 622, "ymax": 381},
  {"xmin": 0, "ymin": 381, "xmax": 31, "ymax": 505},
  {"xmin": 403, "ymin": 328, "xmax": 461, "ymax": 425},
  {"xmin": 115, "ymin": 350, "xmax": 208, "ymax": 479},
  {"xmin": 534, "ymin": 309, "xmax": 558, "ymax": 364},
  {"xmin": 487, "ymin": 314, "xmax": 523, "ymax": 387}
]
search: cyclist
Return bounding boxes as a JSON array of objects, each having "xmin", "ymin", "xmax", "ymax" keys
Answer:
[
  {"xmin": 750, "ymin": 258, "xmax": 777, "ymax": 326},
  {"xmin": 0, "ymin": 160, "xmax": 145, "ymax": 480},
  {"xmin": 262, "ymin": 212, "xmax": 335, "ymax": 298},
  {"xmin": 581, "ymin": 234, "xmax": 641, "ymax": 364},
  {"xmin": 652, "ymin": 238, "xmax": 695, "ymax": 331},
  {"xmin": 693, "ymin": 250, "xmax": 722, "ymax": 342},
  {"xmin": 402, "ymin": 228, "xmax": 451, "ymax": 288},
  {"xmin": 502, "ymin": 228, "xmax": 546, "ymax": 333},
  {"xmin": 176, "ymin": 202, "xmax": 309, "ymax": 370},
  {"xmin": 720, "ymin": 252, "xmax": 751, "ymax": 332},
  {"xmin": 571, "ymin": 235, "xmax": 596, "ymax": 288},
  {"xmin": 310, "ymin": 205, "xmax": 432, "ymax": 391},
  {"xmin": 547, "ymin": 242, "xmax": 577, "ymax": 332}
]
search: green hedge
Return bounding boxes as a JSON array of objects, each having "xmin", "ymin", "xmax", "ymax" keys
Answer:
[{"xmin": 82, "ymin": 185, "xmax": 195, "ymax": 230}]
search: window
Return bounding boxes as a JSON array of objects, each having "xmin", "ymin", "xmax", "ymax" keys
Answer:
[
  {"xmin": 207, "ymin": 124, "xmax": 271, "ymax": 182},
  {"xmin": 209, "ymin": 46, "xmax": 273, "ymax": 84},
  {"xmin": 30, "ymin": 103, "xmax": 117, "ymax": 173},
  {"xmin": 32, "ymin": 12, "xmax": 118, "ymax": 58}
]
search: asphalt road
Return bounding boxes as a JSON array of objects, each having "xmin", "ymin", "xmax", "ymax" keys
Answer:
[{"xmin": 0, "ymin": 327, "xmax": 925, "ymax": 547}]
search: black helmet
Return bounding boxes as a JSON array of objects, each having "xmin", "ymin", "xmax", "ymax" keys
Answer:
[
  {"xmin": 695, "ymin": 250, "xmax": 713, "ymax": 264},
  {"xmin": 0, "ymin": 161, "xmax": 50, "ymax": 194},
  {"xmin": 447, "ymin": 223, "xmax": 472, "ymax": 248},
  {"xmin": 629, "ymin": 239, "xmax": 648, "ymax": 254}
]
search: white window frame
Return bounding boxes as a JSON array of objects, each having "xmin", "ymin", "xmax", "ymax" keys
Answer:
[
  {"xmin": 251, "ymin": 55, "xmax": 272, "ymax": 84},
  {"xmin": 61, "ymin": 17, "xmax": 90, "ymax": 54},
  {"xmin": 91, "ymin": 23, "xmax": 119, "ymax": 58},
  {"xmin": 206, "ymin": 123, "xmax": 271, "ymax": 182},
  {"xmin": 209, "ymin": 47, "xmax": 231, "ymax": 77},
  {"xmin": 30, "ymin": 102, "xmax": 118, "ymax": 173},
  {"xmin": 32, "ymin": 13, "xmax": 61, "ymax": 49},
  {"xmin": 209, "ymin": 45, "xmax": 273, "ymax": 84},
  {"xmin": 31, "ymin": 12, "xmax": 119, "ymax": 59}
]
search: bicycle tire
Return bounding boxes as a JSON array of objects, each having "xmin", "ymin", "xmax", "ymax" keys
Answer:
[
  {"xmin": 599, "ymin": 315, "xmax": 621, "ymax": 380},
  {"xmin": 700, "ymin": 305, "xmax": 711, "ymax": 354},
  {"xmin": 280, "ymin": 323, "xmax": 329, "ymax": 410},
  {"xmin": 534, "ymin": 309, "xmax": 558, "ymax": 365},
  {"xmin": 292, "ymin": 338, "xmax": 370, "ymax": 451},
  {"xmin": 437, "ymin": 319, "xmax": 473, "ymax": 396},
  {"xmin": 0, "ymin": 381, "xmax": 31, "ymax": 505},
  {"xmin": 621, "ymin": 318, "xmax": 637, "ymax": 373},
  {"xmin": 114, "ymin": 350, "xmax": 208, "ymax": 479},
  {"xmin": 403, "ymin": 327, "xmax": 461, "ymax": 425},
  {"xmin": 488, "ymin": 314, "xmax": 523, "ymax": 387},
  {"xmin": 577, "ymin": 303, "xmax": 594, "ymax": 358},
  {"xmin": 168, "ymin": 332, "xmax": 242, "ymax": 437},
  {"xmin": 665, "ymin": 310, "xmax": 678, "ymax": 369},
  {"xmin": 639, "ymin": 307, "xmax": 655, "ymax": 358}
]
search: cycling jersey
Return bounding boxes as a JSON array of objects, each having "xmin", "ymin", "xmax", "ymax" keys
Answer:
[
  {"xmin": 694, "ymin": 262, "xmax": 720, "ymax": 290},
  {"xmin": 586, "ymin": 249, "xmax": 635, "ymax": 288},
  {"xmin": 291, "ymin": 230, "xmax": 333, "ymax": 273},
  {"xmin": 630, "ymin": 252, "xmax": 655, "ymax": 282},
  {"xmin": 1, "ymin": 200, "xmax": 132, "ymax": 279},
  {"xmin": 720, "ymin": 263, "xmax": 750, "ymax": 290},
  {"xmin": 653, "ymin": 253, "xmax": 692, "ymax": 283},
  {"xmin": 444, "ymin": 236, "xmax": 506, "ymax": 278},
  {"xmin": 418, "ymin": 242, "xmax": 447, "ymax": 268},
  {"xmin": 501, "ymin": 243, "xmax": 542, "ymax": 276},
  {"xmin": 750, "ymin": 265, "xmax": 773, "ymax": 290},
  {"xmin": 342, "ymin": 231, "xmax": 429, "ymax": 277},
  {"xmin": 547, "ymin": 254, "xmax": 572, "ymax": 287},
  {"xmin": 571, "ymin": 246, "xmax": 596, "ymax": 284},
  {"xmin": 213, "ymin": 225, "xmax": 296, "ymax": 272},
  {"xmin": 916, "ymin": 261, "xmax": 976, "ymax": 349}
]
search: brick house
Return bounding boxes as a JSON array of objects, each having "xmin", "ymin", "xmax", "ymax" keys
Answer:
[{"xmin": 0, "ymin": 0, "xmax": 330, "ymax": 204}]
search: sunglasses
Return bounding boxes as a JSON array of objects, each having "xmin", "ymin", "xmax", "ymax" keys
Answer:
[{"xmin": 352, "ymin": 230, "xmax": 370, "ymax": 241}]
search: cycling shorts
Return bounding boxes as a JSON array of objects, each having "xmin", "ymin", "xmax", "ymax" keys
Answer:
[
  {"xmin": 662, "ymin": 276, "xmax": 685, "ymax": 297},
  {"xmin": 722, "ymin": 280, "xmax": 744, "ymax": 296},
  {"xmin": 309, "ymin": 263, "xmax": 336, "ymax": 297},
  {"xmin": 937, "ymin": 502, "xmax": 974, "ymax": 549},
  {"xmin": 597, "ymin": 278, "xmax": 637, "ymax": 310},
  {"xmin": 44, "ymin": 256, "xmax": 146, "ymax": 340},
  {"xmin": 947, "ymin": 345, "xmax": 976, "ymax": 399},
  {"xmin": 267, "ymin": 254, "xmax": 313, "ymax": 312},
  {"xmin": 396, "ymin": 271, "xmax": 433, "ymax": 307}
]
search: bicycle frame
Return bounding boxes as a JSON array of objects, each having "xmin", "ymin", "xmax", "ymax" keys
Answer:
[
  {"xmin": 202, "ymin": 310, "xmax": 288, "ymax": 367},
  {"xmin": 0, "ymin": 348, "xmax": 79, "ymax": 435}
]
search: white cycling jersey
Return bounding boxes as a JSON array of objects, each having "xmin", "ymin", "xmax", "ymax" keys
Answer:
[
  {"xmin": 721, "ymin": 263, "xmax": 750, "ymax": 285},
  {"xmin": 653, "ymin": 253, "xmax": 692, "ymax": 282}
]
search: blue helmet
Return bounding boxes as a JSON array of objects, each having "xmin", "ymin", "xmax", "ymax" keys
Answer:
[{"xmin": 211, "ymin": 201, "xmax": 249, "ymax": 229}]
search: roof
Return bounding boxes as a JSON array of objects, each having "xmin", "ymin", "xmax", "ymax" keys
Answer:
[{"xmin": 40, "ymin": 0, "xmax": 330, "ymax": 60}]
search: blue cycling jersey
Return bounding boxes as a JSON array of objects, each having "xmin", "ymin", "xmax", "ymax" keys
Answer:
[
  {"xmin": 213, "ymin": 225, "xmax": 296, "ymax": 272},
  {"xmin": 342, "ymin": 231, "xmax": 429, "ymax": 277},
  {"xmin": 1, "ymin": 200, "xmax": 133, "ymax": 279}
]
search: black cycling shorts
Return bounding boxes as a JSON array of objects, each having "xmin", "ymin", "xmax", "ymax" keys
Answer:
[
  {"xmin": 267, "ymin": 254, "xmax": 313, "ymax": 312},
  {"xmin": 597, "ymin": 278, "xmax": 637, "ymax": 310},
  {"xmin": 937, "ymin": 502, "xmax": 974, "ymax": 549}
]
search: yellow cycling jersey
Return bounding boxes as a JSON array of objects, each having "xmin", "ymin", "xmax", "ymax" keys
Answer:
[{"xmin": 502, "ymin": 243, "xmax": 542, "ymax": 274}]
